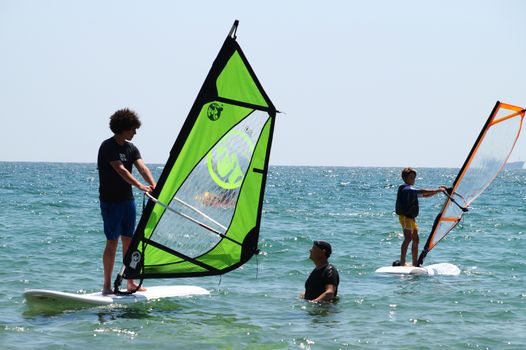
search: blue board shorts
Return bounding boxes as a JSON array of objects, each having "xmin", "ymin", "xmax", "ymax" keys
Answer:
[{"xmin": 100, "ymin": 199, "xmax": 136, "ymax": 240}]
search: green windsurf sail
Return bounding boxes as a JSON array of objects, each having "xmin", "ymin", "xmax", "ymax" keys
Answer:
[{"xmin": 114, "ymin": 21, "xmax": 276, "ymax": 292}]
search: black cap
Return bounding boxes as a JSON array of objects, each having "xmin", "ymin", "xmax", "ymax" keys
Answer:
[{"xmin": 314, "ymin": 240, "xmax": 332, "ymax": 256}]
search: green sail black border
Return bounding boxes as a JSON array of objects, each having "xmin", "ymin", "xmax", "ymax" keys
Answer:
[{"xmin": 115, "ymin": 21, "xmax": 276, "ymax": 287}]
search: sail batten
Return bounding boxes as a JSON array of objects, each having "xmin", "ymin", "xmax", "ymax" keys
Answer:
[
  {"xmin": 215, "ymin": 96, "xmax": 274, "ymax": 112},
  {"xmin": 114, "ymin": 21, "xmax": 276, "ymax": 289},
  {"xmin": 491, "ymin": 108, "xmax": 526, "ymax": 125},
  {"xmin": 418, "ymin": 101, "xmax": 524, "ymax": 266},
  {"xmin": 142, "ymin": 238, "xmax": 221, "ymax": 273}
]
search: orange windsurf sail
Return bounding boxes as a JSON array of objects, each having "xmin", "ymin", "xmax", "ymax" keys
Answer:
[{"xmin": 418, "ymin": 101, "xmax": 525, "ymax": 266}]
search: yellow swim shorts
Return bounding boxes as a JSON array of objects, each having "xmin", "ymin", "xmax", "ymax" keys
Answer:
[{"xmin": 399, "ymin": 215, "xmax": 418, "ymax": 231}]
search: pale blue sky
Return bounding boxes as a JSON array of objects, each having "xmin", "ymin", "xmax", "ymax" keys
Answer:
[{"xmin": 1, "ymin": 0, "xmax": 525, "ymax": 167}]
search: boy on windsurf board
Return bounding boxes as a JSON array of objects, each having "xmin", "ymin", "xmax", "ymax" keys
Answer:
[
  {"xmin": 394, "ymin": 167, "xmax": 445, "ymax": 267},
  {"xmin": 98, "ymin": 109, "xmax": 156, "ymax": 295}
]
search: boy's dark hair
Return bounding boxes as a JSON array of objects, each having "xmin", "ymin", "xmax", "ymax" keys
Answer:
[
  {"xmin": 109, "ymin": 108, "xmax": 141, "ymax": 134},
  {"xmin": 401, "ymin": 167, "xmax": 416, "ymax": 182}
]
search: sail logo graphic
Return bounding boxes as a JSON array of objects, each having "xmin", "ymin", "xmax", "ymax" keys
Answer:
[
  {"xmin": 207, "ymin": 103, "xmax": 224, "ymax": 121},
  {"xmin": 207, "ymin": 129, "xmax": 254, "ymax": 189},
  {"xmin": 129, "ymin": 251, "xmax": 142, "ymax": 269}
]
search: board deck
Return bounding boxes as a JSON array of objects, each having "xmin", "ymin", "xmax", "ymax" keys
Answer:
[
  {"xmin": 375, "ymin": 265, "xmax": 429, "ymax": 275},
  {"xmin": 375, "ymin": 263, "xmax": 461, "ymax": 276},
  {"xmin": 24, "ymin": 285, "xmax": 209, "ymax": 306}
]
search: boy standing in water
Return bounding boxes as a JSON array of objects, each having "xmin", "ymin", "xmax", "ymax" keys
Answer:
[{"xmin": 395, "ymin": 167, "xmax": 445, "ymax": 267}]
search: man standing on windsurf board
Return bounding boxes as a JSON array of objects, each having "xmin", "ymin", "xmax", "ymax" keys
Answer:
[{"xmin": 97, "ymin": 108, "xmax": 156, "ymax": 295}]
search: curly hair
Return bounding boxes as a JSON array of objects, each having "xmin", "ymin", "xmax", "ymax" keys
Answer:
[
  {"xmin": 109, "ymin": 108, "xmax": 142, "ymax": 134},
  {"xmin": 401, "ymin": 167, "xmax": 416, "ymax": 182}
]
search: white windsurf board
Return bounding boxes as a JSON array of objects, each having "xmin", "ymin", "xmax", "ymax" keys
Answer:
[
  {"xmin": 375, "ymin": 263, "xmax": 461, "ymax": 276},
  {"xmin": 375, "ymin": 265, "xmax": 428, "ymax": 275},
  {"xmin": 24, "ymin": 285, "xmax": 209, "ymax": 306}
]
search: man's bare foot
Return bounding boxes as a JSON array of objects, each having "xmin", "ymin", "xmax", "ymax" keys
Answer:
[
  {"xmin": 127, "ymin": 282, "xmax": 146, "ymax": 292},
  {"xmin": 102, "ymin": 288, "xmax": 113, "ymax": 296}
]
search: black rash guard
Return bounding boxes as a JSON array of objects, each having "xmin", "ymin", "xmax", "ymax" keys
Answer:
[
  {"xmin": 97, "ymin": 137, "xmax": 141, "ymax": 202},
  {"xmin": 304, "ymin": 263, "xmax": 339, "ymax": 301}
]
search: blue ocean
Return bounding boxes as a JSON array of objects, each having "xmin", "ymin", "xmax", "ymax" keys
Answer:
[{"xmin": 1, "ymin": 162, "xmax": 525, "ymax": 349}]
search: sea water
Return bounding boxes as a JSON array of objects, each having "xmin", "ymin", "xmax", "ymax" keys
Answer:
[{"xmin": 1, "ymin": 162, "xmax": 525, "ymax": 349}]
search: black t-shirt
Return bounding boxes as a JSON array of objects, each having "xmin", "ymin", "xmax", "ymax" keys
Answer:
[
  {"xmin": 304, "ymin": 263, "xmax": 339, "ymax": 301},
  {"xmin": 97, "ymin": 137, "xmax": 141, "ymax": 202}
]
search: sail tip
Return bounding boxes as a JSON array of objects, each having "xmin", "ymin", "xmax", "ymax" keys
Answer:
[{"xmin": 229, "ymin": 20, "xmax": 239, "ymax": 39}]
